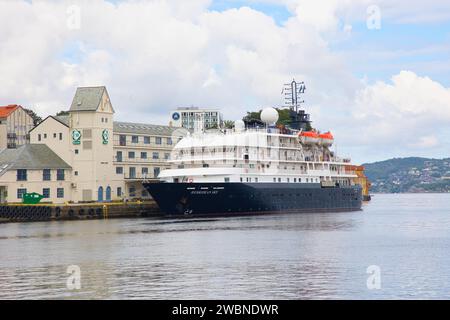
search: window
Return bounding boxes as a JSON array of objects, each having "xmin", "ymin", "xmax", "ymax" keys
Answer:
[
  {"xmin": 17, "ymin": 169, "xmax": 27, "ymax": 181},
  {"xmin": 141, "ymin": 152, "xmax": 147, "ymax": 159},
  {"xmin": 152, "ymin": 152, "xmax": 159, "ymax": 159},
  {"xmin": 42, "ymin": 188, "xmax": 50, "ymax": 199},
  {"xmin": 129, "ymin": 167, "xmax": 136, "ymax": 179},
  {"xmin": 43, "ymin": 169, "xmax": 51, "ymax": 181},
  {"xmin": 278, "ymin": 178, "xmax": 281, "ymax": 183},
  {"xmin": 117, "ymin": 187, "xmax": 122, "ymax": 197},
  {"xmin": 131, "ymin": 136, "xmax": 139, "ymax": 143},
  {"xmin": 116, "ymin": 151, "xmax": 122, "ymax": 162},
  {"xmin": 128, "ymin": 151, "xmax": 135, "ymax": 159},
  {"xmin": 273, "ymin": 178, "xmax": 276, "ymax": 182},
  {"xmin": 154, "ymin": 167, "xmax": 160, "ymax": 177},
  {"xmin": 167, "ymin": 137, "xmax": 172, "ymax": 145},
  {"xmin": 17, "ymin": 188, "xmax": 27, "ymax": 199},
  {"xmin": 116, "ymin": 167, "xmax": 123, "ymax": 174},
  {"xmin": 224, "ymin": 177, "xmax": 230, "ymax": 183},
  {"xmin": 59, "ymin": 133, "xmax": 63, "ymax": 140},
  {"xmin": 57, "ymin": 188, "xmax": 64, "ymax": 198},
  {"xmin": 144, "ymin": 136, "xmax": 150, "ymax": 144},
  {"xmin": 129, "ymin": 187, "xmax": 136, "ymax": 197},
  {"xmin": 155, "ymin": 137, "xmax": 162, "ymax": 145},
  {"xmin": 57, "ymin": 169, "xmax": 65, "ymax": 181},
  {"xmin": 53, "ymin": 133, "xmax": 57, "ymax": 138},
  {"xmin": 119, "ymin": 135, "xmax": 126, "ymax": 146},
  {"xmin": 83, "ymin": 129, "xmax": 92, "ymax": 139},
  {"xmin": 164, "ymin": 153, "xmax": 170, "ymax": 160},
  {"xmin": 44, "ymin": 134, "xmax": 47, "ymax": 139},
  {"xmin": 38, "ymin": 134, "xmax": 41, "ymax": 141},
  {"xmin": 142, "ymin": 167, "xmax": 148, "ymax": 175},
  {"xmin": 83, "ymin": 141, "xmax": 92, "ymax": 150},
  {"xmin": 142, "ymin": 190, "xmax": 148, "ymax": 197},
  {"xmin": 75, "ymin": 171, "xmax": 78, "ymax": 176},
  {"xmin": 75, "ymin": 149, "xmax": 79, "ymax": 154}
]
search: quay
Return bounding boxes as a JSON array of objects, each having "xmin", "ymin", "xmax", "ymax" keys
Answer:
[{"xmin": 0, "ymin": 201, "xmax": 162, "ymax": 223}]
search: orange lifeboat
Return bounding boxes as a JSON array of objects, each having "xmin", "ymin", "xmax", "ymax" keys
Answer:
[
  {"xmin": 319, "ymin": 131, "xmax": 334, "ymax": 146},
  {"xmin": 299, "ymin": 131, "xmax": 320, "ymax": 145}
]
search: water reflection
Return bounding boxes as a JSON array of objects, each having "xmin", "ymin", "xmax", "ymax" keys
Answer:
[{"xmin": 1, "ymin": 194, "xmax": 450, "ymax": 299}]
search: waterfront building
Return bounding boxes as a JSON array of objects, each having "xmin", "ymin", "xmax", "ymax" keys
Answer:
[
  {"xmin": 0, "ymin": 105, "xmax": 34, "ymax": 150},
  {"xmin": 169, "ymin": 107, "xmax": 223, "ymax": 130},
  {"xmin": 12, "ymin": 86, "xmax": 178, "ymax": 203},
  {"xmin": 0, "ymin": 145, "xmax": 71, "ymax": 204}
]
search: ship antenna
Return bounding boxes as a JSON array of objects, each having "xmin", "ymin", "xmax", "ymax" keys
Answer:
[{"xmin": 283, "ymin": 79, "xmax": 305, "ymax": 112}]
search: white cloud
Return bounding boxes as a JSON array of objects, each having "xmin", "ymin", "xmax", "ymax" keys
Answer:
[{"xmin": 0, "ymin": 0, "xmax": 449, "ymax": 162}]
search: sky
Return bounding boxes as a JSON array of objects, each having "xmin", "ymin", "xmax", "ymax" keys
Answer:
[{"xmin": 1, "ymin": 0, "xmax": 450, "ymax": 164}]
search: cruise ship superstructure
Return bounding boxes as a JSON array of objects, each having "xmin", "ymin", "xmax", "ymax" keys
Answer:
[{"xmin": 144, "ymin": 80, "xmax": 362, "ymax": 216}]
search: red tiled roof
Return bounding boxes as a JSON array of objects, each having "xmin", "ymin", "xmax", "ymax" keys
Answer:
[{"xmin": 0, "ymin": 105, "xmax": 20, "ymax": 118}]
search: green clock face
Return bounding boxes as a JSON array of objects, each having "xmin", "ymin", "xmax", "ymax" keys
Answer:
[
  {"xmin": 72, "ymin": 130, "xmax": 81, "ymax": 145},
  {"xmin": 102, "ymin": 129, "xmax": 109, "ymax": 144}
]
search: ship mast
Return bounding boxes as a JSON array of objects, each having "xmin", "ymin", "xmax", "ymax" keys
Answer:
[{"xmin": 282, "ymin": 79, "xmax": 311, "ymax": 131}]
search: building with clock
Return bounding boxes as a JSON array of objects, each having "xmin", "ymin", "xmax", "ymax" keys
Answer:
[{"xmin": 0, "ymin": 86, "xmax": 178, "ymax": 204}]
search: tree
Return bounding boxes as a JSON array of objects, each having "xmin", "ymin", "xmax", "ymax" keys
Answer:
[
  {"xmin": 56, "ymin": 110, "xmax": 69, "ymax": 116},
  {"xmin": 23, "ymin": 108, "xmax": 42, "ymax": 126},
  {"xmin": 223, "ymin": 120, "xmax": 235, "ymax": 129}
]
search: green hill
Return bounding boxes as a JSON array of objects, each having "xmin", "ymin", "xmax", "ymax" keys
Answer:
[{"xmin": 363, "ymin": 157, "xmax": 450, "ymax": 193}]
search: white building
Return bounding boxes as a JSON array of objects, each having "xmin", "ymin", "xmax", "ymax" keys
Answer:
[
  {"xmin": 0, "ymin": 105, "xmax": 34, "ymax": 150},
  {"xmin": 169, "ymin": 107, "xmax": 223, "ymax": 131},
  {"xmin": 0, "ymin": 86, "xmax": 178, "ymax": 204}
]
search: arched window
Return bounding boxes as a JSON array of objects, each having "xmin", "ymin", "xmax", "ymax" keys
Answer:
[{"xmin": 98, "ymin": 186, "xmax": 104, "ymax": 202}]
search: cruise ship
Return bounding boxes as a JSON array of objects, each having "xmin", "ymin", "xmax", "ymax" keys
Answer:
[{"xmin": 144, "ymin": 81, "xmax": 363, "ymax": 216}]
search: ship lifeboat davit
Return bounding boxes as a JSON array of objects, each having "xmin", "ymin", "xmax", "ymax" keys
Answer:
[
  {"xmin": 299, "ymin": 131, "xmax": 320, "ymax": 145},
  {"xmin": 319, "ymin": 131, "xmax": 334, "ymax": 147}
]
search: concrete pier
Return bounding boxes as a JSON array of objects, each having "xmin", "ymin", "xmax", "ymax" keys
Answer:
[{"xmin": 0, "ymin": 201, "xmax": 163, "ymax": 223}]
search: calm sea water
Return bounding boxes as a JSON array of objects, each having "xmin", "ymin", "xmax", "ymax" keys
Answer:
[{"xmin": 0, "ymin": 193, "xmax": 449, "ymax": 300}]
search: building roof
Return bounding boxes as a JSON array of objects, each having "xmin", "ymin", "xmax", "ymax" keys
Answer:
[
  {"xmin": 69, "ymin": 86, "xmax": 109, "ymax": 112},
  {"xmin": 54, "ymin": 115, "xmax": 70, "ymax": 126},
  {"xmin": 113, "ymin": 121, "xmax": 178, "ymax": 136},
  {"xmin": 0, "ymin": 144, "xmax": 71, "ymax": 176},
  {"xmin": 0, "ymin": 105, "xmax": 20, "ymax": 118}
]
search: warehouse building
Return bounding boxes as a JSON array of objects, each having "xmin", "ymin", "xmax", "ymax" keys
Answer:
[
  {"xmin": 0, "ymin": 86, "xmax": 178, "ymax": 204},
  {"xmin": 0, "ymin": 105, "xmax": 34, "ymax": 150}
]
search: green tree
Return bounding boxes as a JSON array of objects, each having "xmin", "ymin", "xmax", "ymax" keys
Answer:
[
  {"xmin": 23, "ymin": 108, "xmax": 42, "ymax": 126},
  {"xmin": 223, "ymin": 120, "xmax": 235, "ymax": 129},
  {"xmin": 56, "ymin": 110, "xmax": 69, "ymax": 116}
]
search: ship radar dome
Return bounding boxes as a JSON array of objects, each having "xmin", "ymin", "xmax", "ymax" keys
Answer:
[
  {"xmin": 234, "ymin": 120, "xmax": 245, "ymax": 131},
  {"xmin": 260, "ymin": 107, "xmax": 279, "ymax": 125}
]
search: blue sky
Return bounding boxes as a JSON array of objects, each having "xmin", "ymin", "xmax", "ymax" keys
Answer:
[{"xmin": 1, "ymin": 0, "xmax": 450, "ymax": 162}]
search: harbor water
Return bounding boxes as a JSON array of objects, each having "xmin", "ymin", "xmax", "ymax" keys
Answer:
[{"xmin": 0, "ymin": 193, "xmax": 449, "ymax": 299}]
